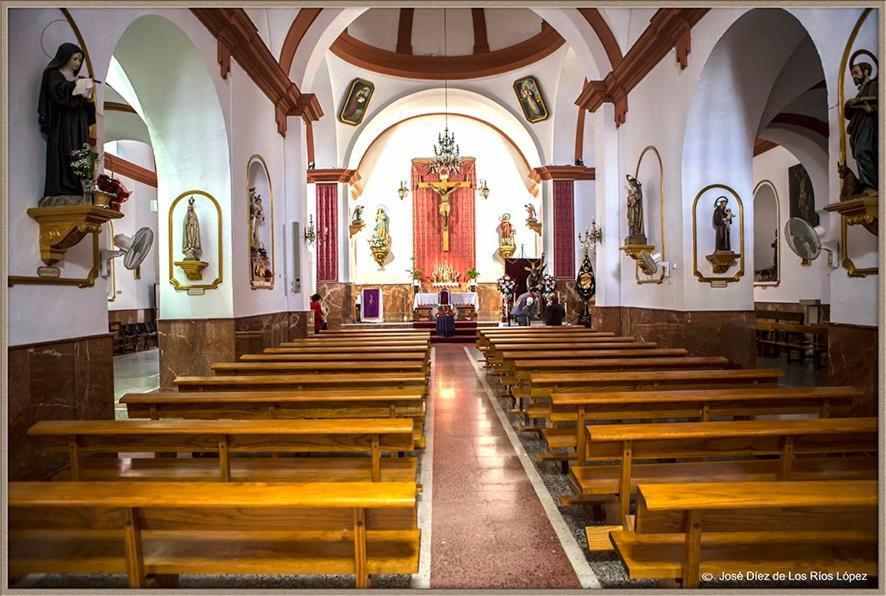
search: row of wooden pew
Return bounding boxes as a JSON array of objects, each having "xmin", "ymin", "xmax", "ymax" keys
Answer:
[
  {"xmin": 10, "ymin": 327, "xmax": 434, "ymax": 589},
  {"xmin": 477, "ymin": 325, "xmax": 877, "ymax": 588}
]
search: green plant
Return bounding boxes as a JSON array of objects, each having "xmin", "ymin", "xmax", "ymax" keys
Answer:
[{"xmin": 466, "ymin": 267, "xmax": 479, "ymax": 280}]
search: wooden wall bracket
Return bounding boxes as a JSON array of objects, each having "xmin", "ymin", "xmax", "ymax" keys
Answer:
[{"xmin": 27, "ymin": 205, "xmax": 123, "ymax": 267}]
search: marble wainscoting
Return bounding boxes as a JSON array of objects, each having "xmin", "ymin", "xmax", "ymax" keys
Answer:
[
  {"xmin": 590, "ymin": 305, "xmax": 622, "ymax": 334},
  {"xmin": 316, "ymin": 282, "xmax": 348, "ymax": 328},
  {"xmin": 476, "ymin": 283, "xmax": 503, "ymax": 321},
  {"xmin": 288, "ymin": 310, "xmax": 311, "ymax": 338},
  {"xmin": 8, "ymin": 333, "xmax": 115, "ymax": 480},
  {"xmin": 618, "ymin": 308, "xmax": 757, "ymax": 368},
  {"xmin": 828, "ymin": 323, "xmax": 878, "ymax": 415},
  {"xmin": 108, "ymin": 308, "xmax": 156, "ymax": 325},
  {"xmin": 234, "ymin": 312, "xmax": 291, "ymax": 359},
  {"xmin": 158, "ymin": 319, "xmax": 236, "ymax": 388},
  {"xmin": 352, "ymin": 284, "xmax": 413, "ymax": 323},
  {"xmin": 555, "ymin": 279, "xmax": 585, "ymax": 323}
]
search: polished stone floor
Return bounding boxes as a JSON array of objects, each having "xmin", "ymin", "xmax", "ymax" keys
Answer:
[{"xmin": 113, "ymin": 348, "xmax": 160, "ymax": 419}]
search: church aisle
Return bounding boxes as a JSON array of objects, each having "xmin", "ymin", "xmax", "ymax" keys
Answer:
[{"xmin": 429, "ymin": 345, "xmax": 581, "ymax": 589}]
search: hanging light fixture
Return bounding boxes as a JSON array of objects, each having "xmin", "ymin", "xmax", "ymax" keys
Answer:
[{"xmin": 431, "ymin": 8, "xmax": 462, "ymax": 178}]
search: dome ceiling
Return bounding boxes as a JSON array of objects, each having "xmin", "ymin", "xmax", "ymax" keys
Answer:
[{"xmin": 331, "ymin": 8, "xmax": 565, "ymax": 80}]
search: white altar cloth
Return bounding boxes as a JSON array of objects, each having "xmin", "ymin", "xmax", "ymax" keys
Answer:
[{"xmin": 413, "ymin": 291, "xmax": 478, "ymax": 309}]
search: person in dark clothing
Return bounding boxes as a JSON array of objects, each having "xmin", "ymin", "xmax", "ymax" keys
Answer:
[
  {"xmin": 544, "ymin": 295, "xmax": 566, "ymax": 326},
  {"xmin": 309, "ymin": 293, "xmax": 325, "ymax": 333}
]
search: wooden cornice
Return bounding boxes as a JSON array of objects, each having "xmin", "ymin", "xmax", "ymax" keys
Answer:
[
  {"xmin": 330, "ymin": 24, "xmax": 565, "ymax": 80},
  {"xmin": 191, "ymin": 8, "xmax": 323, "ymax": 137},
  {"xmin": 105, "ymin": 153, "xmax": 158, "ymax": 188},
  {"xmin": 769, "ymin": 112, "xmax": 829, "ymax": 137},
  {"xmin": 576, "ymin": 8, "xmax": 709, "ymax": 126},
  {"xmin": 397, "ymin": 8, "xmax": 414, "ymax": 54},
  {"xmin": 753, "ymin": 138, "xmax": 779, "ymax": 157},
  {"xmin": 307, "ymin": 168, "xmax": 359, "ymax": 184},
  {"xmin": 533, "ymin": 165, "xmax": 596, "ymax": 181},
  {"xmin": 472, "ymin": 8, "xmax": 489, "ymax": 54},
  {"xmin": 104, "ymin": 101, "xmax": 136, "ymax": 114}
]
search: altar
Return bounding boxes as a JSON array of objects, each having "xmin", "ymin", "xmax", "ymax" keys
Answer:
[{"xmin": 412, "ymin": 291, "xmax": 478, "ymax": 321}]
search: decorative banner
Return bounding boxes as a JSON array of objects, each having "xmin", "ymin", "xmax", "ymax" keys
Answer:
[
  {"xmin": 411, "ymin": 158, "xmax": 476, "ymax": 284},
  {"xmin": 553, "ymin": 180, "xmax": 575, "ymax": 278},
  {"xmin": 316, "ymin": 183, "xmax": 338, "ymax": 282}
]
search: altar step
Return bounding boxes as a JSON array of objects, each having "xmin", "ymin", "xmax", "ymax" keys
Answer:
[{"xmin": 413, "ymin": 320, "xmax": 478, "ymax": 343}]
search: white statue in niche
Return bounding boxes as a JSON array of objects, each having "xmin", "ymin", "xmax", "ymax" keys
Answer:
[{"xmin": 249, "ymin": 187, "xmax": 265, "ymax": 251}]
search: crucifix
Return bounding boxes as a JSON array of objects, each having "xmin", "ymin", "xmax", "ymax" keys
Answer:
[{"xmin": 417, "ymin": 173, "xmax": 472, "ymax": 252}]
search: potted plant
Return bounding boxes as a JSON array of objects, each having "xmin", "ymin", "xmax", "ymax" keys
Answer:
[
  {"xmin": 95, "ymin": 174, "xmax": 132, "ymax": 211},
  {"xmin": 70, "ymin": 141, "xmax": 100, "ymax": 204},
  {"xmin": 466, "ymin": 267, "xmax": 480, "ymax": 290}
]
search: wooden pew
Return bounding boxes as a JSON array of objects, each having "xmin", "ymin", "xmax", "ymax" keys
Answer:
[
  {"xmin": 484, "ymin": 338, "xmax": 640, "ymax": 366},
  {"xmin": 493, "ymin": 348, "xmax": 689, "ymax": 380},
  {"xmin": 212, "ymin": 360, "xmax": 427, "ymax": 376},
  {"xmin": 573, "ymin": 417, "xmax": 877, "ymax": 525},
  {"xmin": 756, "ymin": 309, "xmax": 804, "ymax": 323},
  {"xmin": 279, "ymin": 338, "xmax": 429, "ymax": 348},
  {"xmin": 484, "ymin": 342, "xmax": 659, "ymax": 368},
  {"xmin": 8, "ymin": 481, "xmax": 419, "ymax": 588},
  {"xmin": 174, "ymin": 372, "xmax": 428, "ymax": 392},
  {"xmin": 611, "ymin": 480, "xmax": 877, "ymax": 588},
  {"xmin": 507, "ymin": 356, "xmax": 730, "ymax": 389},
  {"xmin": 478, "ymin": 331, "xmax": 617, "ymax": 350},
  {"xmin": 547, "ymin": 385, "xmax": 861, "ymax": 463},
  {"xmin": 29, "ymin": 419, "xmax": 416, "ymax": 483},
  {"xmin": 122, "ymin": 388, "xmax": 428, "ymax": 447},
  {"xmin": 265, "ymin": 345, "xmax": 430, "ymax": 356},
  {"xmin": 241, "ymin": 352, "xmax": 428, "ymax": 363},
  {"xmin": 322, "ymin": 328, "xmax": 431, "ymax": 334}
]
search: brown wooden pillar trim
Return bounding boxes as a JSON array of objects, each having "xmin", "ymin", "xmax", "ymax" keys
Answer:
[
  {"xmin": 305, "ymin": 119, "xmax": 316, "ymax": 166},
  {"xmin": 396, "ymin": 8, "xmax": 414, "ymax": 54},
  {"xmin": 472, "ymin": 8, "xmax": 489, "ymax": 53},
  {"xmin": 217, "ymin": 37, "xmax": 231, "ymax": 79},
  {"xmin": 574, "ymin": 79, "xmax": 588, "ymax": 164}
]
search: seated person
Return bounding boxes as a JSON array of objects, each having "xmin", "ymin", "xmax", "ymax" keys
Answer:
[
  {"xmin": 510, "ymin": 291, "xmax": 536, "ymax": 326},
  {"xmin": 544, "ymin": 295, "xmax": 566, "ymax": 326}
]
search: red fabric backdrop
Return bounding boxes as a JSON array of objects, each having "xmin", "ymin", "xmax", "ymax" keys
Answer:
[
  {"xmin": 316, "ymin": 183, "xmax": 338, "ymax": 282},
  {"xmin": 553, "ymin": 180, "xmax": 576, "ymax": 278},
  {"xmin": 412, "ymin": 159, "xmax": 476, "ymax": 283}
]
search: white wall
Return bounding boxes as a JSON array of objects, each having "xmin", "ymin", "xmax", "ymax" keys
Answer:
[
  {"xmin": 349, "ymin": 114, "xmax": 539, "ymax": 285},
  {"xmin": 752, "ymin": 145, "xmax": 830, "ymax": 303}
]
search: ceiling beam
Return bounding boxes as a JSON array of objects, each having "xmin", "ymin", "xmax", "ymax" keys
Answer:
[
  {"xmin": 397, "ymin": 8, "xmax": 414, "ymax": 54},
  {"xmin": 191, "ymin": 8, "xmax": 322, "ymax": 137},
  {"xmin": 533, "ymin": 165, "xmax": 596, "ymax": 181},
  {"xmin": 105, "ymin": 153, "xmax": 158, "ymax": 188},
  {"xmin": 472, "ymin": 8, "xmax": 489, "ymax": 54},
  {"xmin": 769, "ymin": 112, "xmax": 829, "ymax": 137},
  {"xmin": 754, "ymin": 138, "xmax": 779, "ymax": 157},
  {"xmin": 576, "ymin": 8, "xmax": 623, "ymax": 69},
  {"xmin": 576, "ymin": 8, "xmax": 709, "ymax": 126},
  {"xmin": 279, "ymin": 8, "xmax": 323, "ymax": 78}
]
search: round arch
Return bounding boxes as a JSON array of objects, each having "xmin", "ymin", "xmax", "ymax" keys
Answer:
[{"xmin": 111, "ymin": 14, "xmax": 233, "ymax": 319}]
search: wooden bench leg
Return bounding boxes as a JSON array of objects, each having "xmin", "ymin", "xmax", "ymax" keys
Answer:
[
  {"xmin": 354, "ymin": 508, "xmax": 369, "ymax": 589},
  {"xmin": 124, "ymin": 508, "xmax": 146, "ymax": 588}
]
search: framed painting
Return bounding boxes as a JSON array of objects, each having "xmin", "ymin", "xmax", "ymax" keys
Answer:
[
  {"xmin": 513, "ymin": 76, "xmax": 549, "ymax": 123},
  {"xmin": 338, "ymin": 78, "xmax": 374, "ymax": 126},
  {"xmin": 788, "ymin": 163, "xmax": 819, "ymax": 226}
]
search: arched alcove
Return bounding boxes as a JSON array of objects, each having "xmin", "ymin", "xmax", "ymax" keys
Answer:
[
  {"xmin": 110, "ymin": 15, "xmax": 232, "ymax": 319},
  {"xmin": 753, "ymin": 181, "xmax": 780, "ymax": 286}
]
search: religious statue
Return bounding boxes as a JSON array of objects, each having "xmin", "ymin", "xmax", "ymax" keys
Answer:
[
  {"xmin": 38, "ymin": 43, "xmax": 96, "ymax": 206},
  {"xmin": 352, "ymin": 204, "xmax": 364, "ymax": 224},
  {"xmin": 525, "ymin": 202, "xmax": 542, "ymax": 235},
  {"xmin": 842, "ymin": 51, "xmax": 878, "ymax": 196},
  {"xmin": 625, "ymin": 174, "xmax": 647, "ymax": 245},
  {"xmin": 712, "ymin": 196, "xmax": 735, "ymax": 252},
  {"xmin": 373, "ymin": 206, "xmax": 389, "ymax": 242},
  {"xmin": 525, "ymin": 254, "xmax": 547, "ymax": 294},
  {"xmin": 249, "ymin": 187, "xmax": 265, "ymax": 251},
  {"xmin": 417, "ymin": 174, "xmax": 471, "ymax": 252},
  {"xmin": 182, "ymin": 197, "xmax": 202, "ymax": 261}
]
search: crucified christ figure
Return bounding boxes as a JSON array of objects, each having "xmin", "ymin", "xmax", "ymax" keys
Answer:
[{"xmin": 418, "ymin": 176, "xmax": 472, "ymax": 252}]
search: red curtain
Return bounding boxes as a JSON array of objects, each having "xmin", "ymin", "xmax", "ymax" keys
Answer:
[
  {"xmin": 553, "ymin": 180, "xmax": 575, "ymax": 278},
  {"xmin": 316, "ymin": 183, "xmax": 338, "ymax": 282},
  {"xmin": 412, "ymin": 159, "xmax": 476, "ymax": 283}
]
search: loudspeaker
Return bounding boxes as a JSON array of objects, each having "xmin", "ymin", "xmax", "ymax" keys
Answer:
[{"xmin": 290, "ymin": 221, "xmax": 302, "ymax": 294}]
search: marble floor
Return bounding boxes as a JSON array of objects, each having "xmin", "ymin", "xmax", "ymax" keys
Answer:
[{"xmin": 113, "ymin": 348, "xmax": 160, "ymax": 419}]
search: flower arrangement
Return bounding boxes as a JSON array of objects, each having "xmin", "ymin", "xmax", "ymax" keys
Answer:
[
  {"xmin": 70, "ymin": 142, "xmax": 100, "ymax": 200},
  {"xmin": 369, "ymin": 234, "xmax": 388, "ymax": 250},
  {"xmin": 497, "ymin": 274, "xmax": 516, "ymax": 297},
  {"xmin": 436, "ymin": 304, "xmax": 457, "ymax": 318},
  {"xmin": 95, "ymin": 174, "xmax": 132, "ymax": 209}
]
